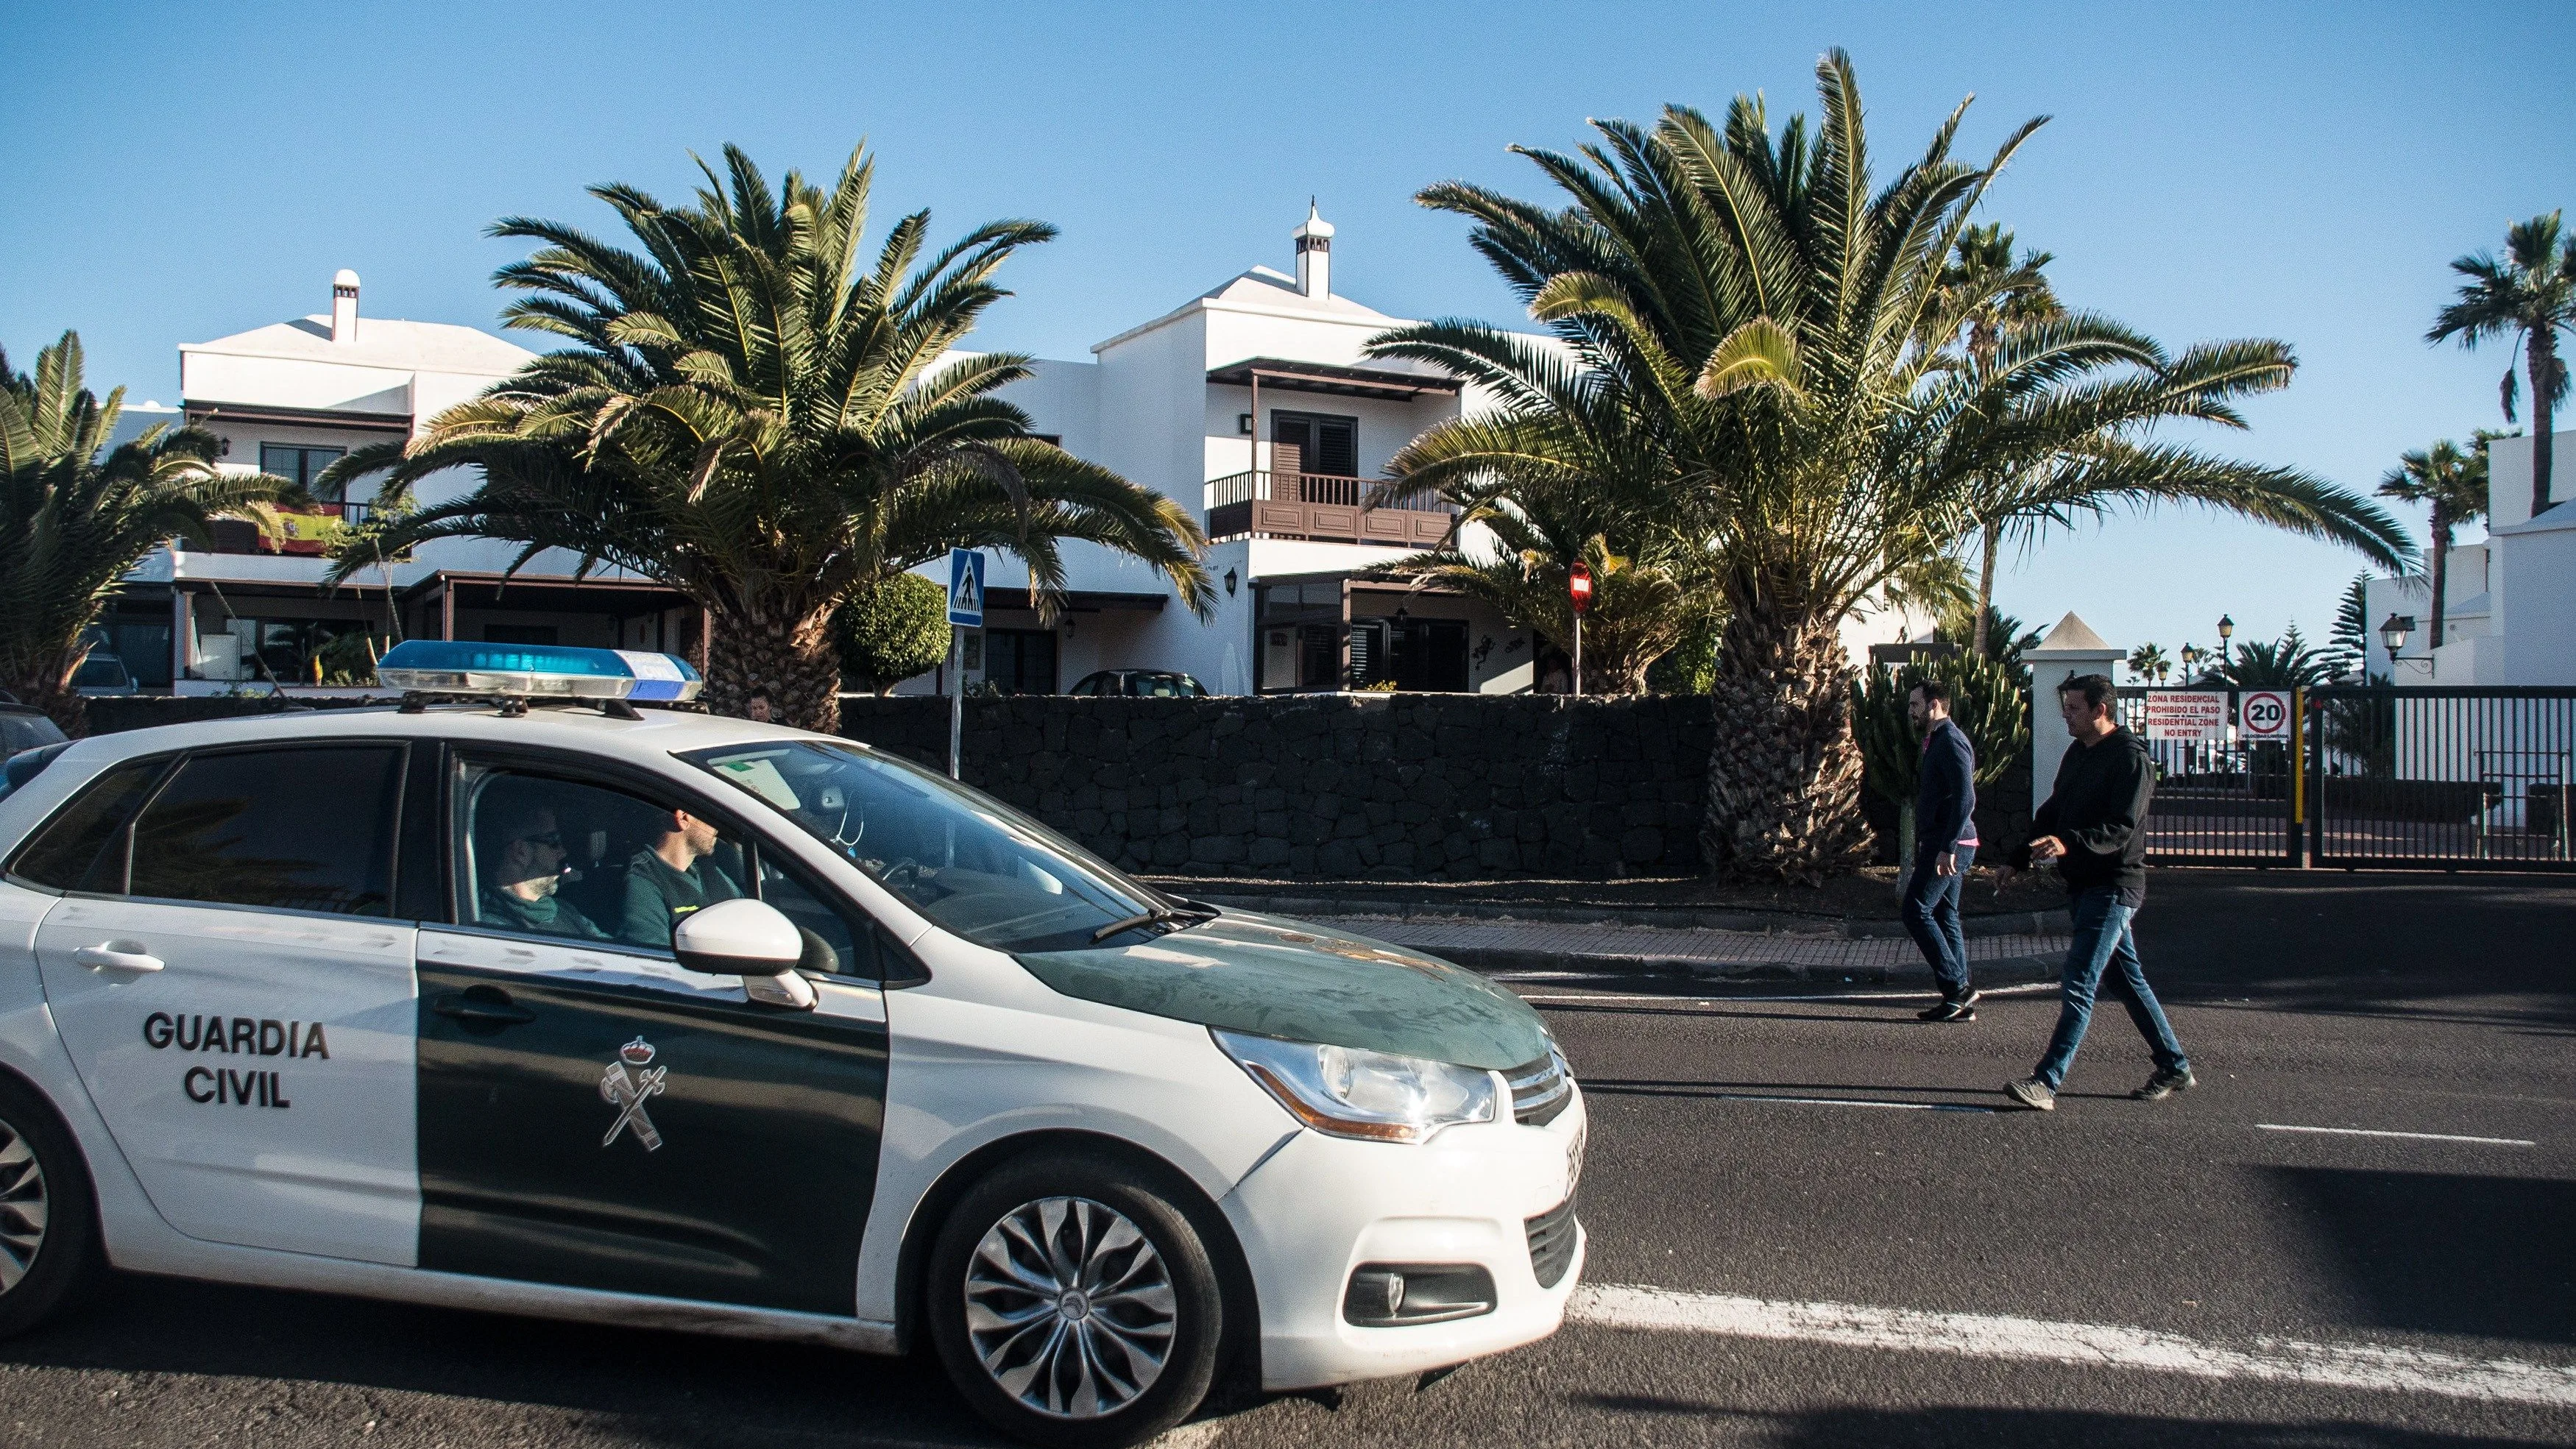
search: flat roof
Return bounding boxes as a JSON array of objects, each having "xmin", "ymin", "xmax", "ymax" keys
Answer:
[{"xmin": 1206, "ymin": 357, "xmax": 1462, "ymax": 402}]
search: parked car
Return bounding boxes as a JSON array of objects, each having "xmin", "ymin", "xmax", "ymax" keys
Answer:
[
  {"xmin": 0, "ymin": 699, "xmax": 69, "ymax": 764},
  {"xmin": 1067, "ymin": 669, "xmax": 1208, "ymax": 698},
  {"xmin": 69, "ymin": 653, "xmax": 136, "ymax": 697}
]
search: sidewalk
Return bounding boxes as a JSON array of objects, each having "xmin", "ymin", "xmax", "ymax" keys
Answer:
[{"xmin": 1203, "ymin": 900, "xmax": 2070, "ymax": 985}]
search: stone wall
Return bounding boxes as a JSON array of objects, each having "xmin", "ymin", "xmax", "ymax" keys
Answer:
[{"xmin": 838, "ymin": 693, "xmax": 1713, "ymax": 879}]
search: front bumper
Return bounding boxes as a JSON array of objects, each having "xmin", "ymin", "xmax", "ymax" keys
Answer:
[{"xmin": 1220, "ymin": 1082, "xmax": 1588, "ymax": 1390}]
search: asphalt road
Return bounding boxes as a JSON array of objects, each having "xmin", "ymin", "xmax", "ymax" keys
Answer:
[{"xmin": 5, "ymin": 869, "xmax": 2572, "ymax": 1448}]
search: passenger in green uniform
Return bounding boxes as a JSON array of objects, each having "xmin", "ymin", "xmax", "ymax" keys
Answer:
[
  {"xmin": 620, "ymin": 805, "xmax": 742, "ymax": 946},
  {"xmin": 477, "ymin": 801, "xmax": 611, "ymax": 939}
]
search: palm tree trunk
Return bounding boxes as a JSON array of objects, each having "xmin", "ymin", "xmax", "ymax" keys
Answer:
[
  {"xmin": 703, "ymin": 599, "xmax": 843, "ymax": 734},
  {"xmin": 6, "ymin": 639, "xmax": 90, "ymax": 737},
  {"xmin": 2533, "ymin": 331, "xmax": 2558, "ymax": 517},
  {"xmin": 2427, "ymin": 506, "xmax": 2449, "ymax": 652},
  {"xmin": 1972, "ymin": 525, "xmax": 1999, "ymax": 659},
  {"xmin": 1699, "ymin": 612, "xmax": 1872, "ymax": 882}
]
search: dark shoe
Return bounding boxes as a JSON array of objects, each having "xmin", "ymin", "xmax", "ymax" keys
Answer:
[
  {"xmin": 2133, "ymin": 1066, "xmax": 2195, "ymax": 1101},
  {"xmin": 1917, "ymin": 999, "xmax": 1977, "ymax": 1022},
  {"xmin": 2004, "ymin": 1077, "xmax": 2056, "ymax": 1111}
]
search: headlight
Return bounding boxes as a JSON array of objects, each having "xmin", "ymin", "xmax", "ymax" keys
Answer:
[{"xmin": 1213, "ymin": 1029, "xmax": 1498, "ymax": 1143}]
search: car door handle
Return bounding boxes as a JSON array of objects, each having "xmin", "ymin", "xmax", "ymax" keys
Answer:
[
  {"xmin": 74, "ymin": 941, "xmax": 164, "ymax": 974},
  {"xmin": 429, "ymin": 989, "xmax": 537, "ymax": 1027}
]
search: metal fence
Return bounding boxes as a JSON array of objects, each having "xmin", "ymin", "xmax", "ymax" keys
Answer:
[{"xmin": 2111, "ymin": 684, "xmax": 2576, "ymax": 871}]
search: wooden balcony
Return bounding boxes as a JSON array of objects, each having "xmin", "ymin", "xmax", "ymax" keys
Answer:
[{"xmin": 1204, "ymin": 470, "xmax": 1454, "ymax": 547}]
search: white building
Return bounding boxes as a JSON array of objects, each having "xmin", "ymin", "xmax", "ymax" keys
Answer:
[
  {"xmin": 2363, "ymin": 430, "xmax": 2576, "ymax": 686},
  {"xmin": 107, "ymin": 272, "xmax": 694, "ymax": 692}
]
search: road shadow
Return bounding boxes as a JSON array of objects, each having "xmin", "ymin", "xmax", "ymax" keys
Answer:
[
  {"xmin": 2264, "ymin": 1166, "xmax": 2576, "ymax": 1345},
  {"xmin": 2, "ymin": 1269, "xmax": 1018, "ymax": 1448},
  {"xmin": 1578, "ymin": 1399, "xmax": 2561, "ymax": 1448}
]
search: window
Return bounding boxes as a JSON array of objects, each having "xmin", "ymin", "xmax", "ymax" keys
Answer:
[
  {"xmin": 128, "ymin": 748, "xmax": 402, "ymax": 915},
  {"xmin": 453, "ymin": 764, "xmax": 749, "ymax": 952},
  {"xmin": 259, "ymin": 444, "xmax": 348, "ymax": 498},
  {"xmin": 983, "ymin": 629, "xmax": 1058, "ymax": 695},
  {"xmin": 752, "ymin": 851, "xmax": 894, "ymax": 979},
  {"xmin": 1272, "ymin": 411, "xmax": 1358, "ymax": 478},
  {"xmin": 7, "ymin": 759, "xmax": 170, "ymax": 892}
]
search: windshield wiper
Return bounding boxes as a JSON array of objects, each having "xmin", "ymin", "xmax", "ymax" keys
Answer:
[{"xmin": 1091, "ymin": 907, "xmax": 1192, "ymax": 943}]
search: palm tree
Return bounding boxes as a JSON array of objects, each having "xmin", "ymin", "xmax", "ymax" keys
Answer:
[
  {"xmin": 2429, "ymin": 211, "xmax": 2575, "ymax": 518},
  {"xmin": 2219, "ymin": 625, "xmax": 2336, "ymax": 688},
  {"xmin": 1925, "ymin": 224, "xmax": 2061, "ymax": 658},
  {"xmin": 2127, "ymin": 642, "xmax": 2170, "ymax": 684},
  {"xmin": 2375, "ymin": 437, "xmax": 2489, "ymax": 651},
  {"xmin": 3, "ymin": 333, "xmax": 293, "ymax": 732},
  {"xmin": 1371, "ymin": 52, "xmax": 2410, "ymax": 881},
  {"xmin": 328, "ymin": 145, "xmax": 1211, "ymax": 730}
]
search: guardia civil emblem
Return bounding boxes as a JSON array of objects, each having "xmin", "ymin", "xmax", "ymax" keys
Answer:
[{"xmin": 599, "ymin": 1036, "xmax": 668, "ymax": 1151}]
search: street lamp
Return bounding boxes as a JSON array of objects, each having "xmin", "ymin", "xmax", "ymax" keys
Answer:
[
  {"xmin": 2216, "ymin": 613, "xmax": 2234, "ymax": 671},
  {"xmin": 2377, "ymin": 613, "xmax": 2432, "ymax": 676},
  {"xmin": 1567, "ymin": 561, "xmax": 1593, "ymax": 698}
]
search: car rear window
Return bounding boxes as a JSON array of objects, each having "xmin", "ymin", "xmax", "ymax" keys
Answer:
[
  {"xmin": 128, "ymin": 746, "xmax": 404, "ymax": 915},
  {"xmin": 7, "ymin": 758, "xmax": 170, "ymax": 892}
]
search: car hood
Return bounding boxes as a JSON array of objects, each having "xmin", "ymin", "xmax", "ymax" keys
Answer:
[{"xmin": 1014, "ymin": 910, "xmax": 1549, "ymax": 1071}]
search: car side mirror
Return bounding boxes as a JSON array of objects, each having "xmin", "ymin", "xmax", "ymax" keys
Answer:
[{"xmin": 671, "ymin": 899, "xmax": 804, "ymax": 978}]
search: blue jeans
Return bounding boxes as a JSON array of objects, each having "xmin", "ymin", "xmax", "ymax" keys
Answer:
[
  {"xmin": 1901, "ymin": 843, "xmax": 1976, "ymax": 999},
  {"xmin": 2033, "ymin": 887, "xmax": 2190, "ymax": 1089}
]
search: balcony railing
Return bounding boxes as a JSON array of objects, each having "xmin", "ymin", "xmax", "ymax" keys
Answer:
[
  {"xmin": 1203, "ymin": 470, "xmax": 1456, "ymax": 547},
  {"xmin": 199, "ymin": 500, "xmax": 376, "ymax": 556}
]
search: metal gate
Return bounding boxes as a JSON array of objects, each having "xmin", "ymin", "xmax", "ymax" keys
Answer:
[
  {"xmin": 2306, "ymin": 685, "xmax": 2575, "ymax": 871},
  {"xmin": 2112, "ymin": 685, "xmax": 2576, "ymax": 871},
  {"xmin": 2115, "ymin": 688, "xmax": 2299, "ymax": 865}
]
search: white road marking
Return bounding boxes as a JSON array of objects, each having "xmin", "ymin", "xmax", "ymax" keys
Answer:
[
  {"xmin": 1571, "ymin": 1283, "xmax": 2576, "ymax": 1408},
  {"xmin": 1708, "ymin": 1093, "xmax": 1997, "ymax": 1114},
  {"xmin": 1515, "ymin": 983, "xmax": 2056, "ymax": 1004},
  {"xmin": 2257, "ymin": 1124, "xmax": 2536, "ymax": 1147}
]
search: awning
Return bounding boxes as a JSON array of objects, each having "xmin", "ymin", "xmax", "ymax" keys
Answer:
[{"xmin": 1206, "ymin": 357, "xmax": 1462, "ymax": 402}]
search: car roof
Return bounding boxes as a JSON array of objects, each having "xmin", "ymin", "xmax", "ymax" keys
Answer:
[{"xmin": 48, "ymin": 703, "xmax": 825, "ymax": 771}]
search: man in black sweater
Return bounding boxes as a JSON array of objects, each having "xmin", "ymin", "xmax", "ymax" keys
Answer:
[
  {"xmin": 1997, "ymin": 673, "xmax": 2193, "ymax": 1110},
  {"xmin": 1903, "ymin": 679, "xmax": 1982, "ymax": 1021}
]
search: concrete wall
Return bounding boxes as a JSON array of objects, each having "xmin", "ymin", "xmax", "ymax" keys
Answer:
[{"xmin": 838, "ymin": 692, "xmax": 1714, "ymax": 879}]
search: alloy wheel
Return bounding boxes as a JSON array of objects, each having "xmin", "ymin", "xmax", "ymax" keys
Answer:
[
  {"xmin": 0, "ymin": 1116, "xmax": 47, "ymax": 1294},
  {"xmin": 963, "ymin": 1195, "xmax": 1178, "ymax": 1420}
]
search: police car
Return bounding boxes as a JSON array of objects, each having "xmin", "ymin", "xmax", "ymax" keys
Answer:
[{"xmin": 0, "ymin": 643, "xmax": 1584, "ymax": 1447}]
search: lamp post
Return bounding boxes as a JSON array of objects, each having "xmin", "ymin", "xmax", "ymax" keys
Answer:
[
  {"xmin": 1567, "ymin": 561, "xmax": 1593, "ymax": 697},
  {"xmin": 2216, "ymin": 614, "xmax": 2235, "ymax": 673}
]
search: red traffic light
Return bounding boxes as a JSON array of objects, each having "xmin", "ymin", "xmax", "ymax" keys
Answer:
[{"xmin": 1568, "ymin": 561, "xmax": 1593, "ymax": 614}]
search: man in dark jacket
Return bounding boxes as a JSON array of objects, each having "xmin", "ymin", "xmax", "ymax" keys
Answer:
[
  {"xmin": 1903, "ymin": 679, "xmax": 1982, "ymax": 1021},
  {"xmin": 1998, "ymin": 673, "xmax": 2193, "ymax": 1110}
]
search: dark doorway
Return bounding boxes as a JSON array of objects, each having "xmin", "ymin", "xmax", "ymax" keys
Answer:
[
  {"xmin": 1391, "ymin": 618, "xmax": 1470, "ymax": 692},
  {"xmin": 1298, "ymin": 626, "xmax": 1341, "ymax": 690},
  {"xmin": 983, "ymin": 628, "xmax": 1058, "ymax": 695}
]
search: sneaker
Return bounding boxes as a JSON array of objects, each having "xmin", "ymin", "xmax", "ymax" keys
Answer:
[
  {"xmin": 2004, "ymin": 1077, "xmax": 2056, "ymax": 1111},
  {"xmin": 1917, "ymin": 999, "xmax": 1977, "ymax": 1022},
  {"xmin": 2133, "ymin": 1066, "xmax": 2195, "ymax": 1101}
]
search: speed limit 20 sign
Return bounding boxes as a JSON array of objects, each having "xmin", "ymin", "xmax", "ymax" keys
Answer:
[{"xmin": 2240, "ymin": 689, "xmax": 2293, "ymax": 740}]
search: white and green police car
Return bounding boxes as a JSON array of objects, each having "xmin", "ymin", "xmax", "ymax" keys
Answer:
[{"xmin": 0, "ymin": 643, "xmax": 1584, "ymax": 1447}]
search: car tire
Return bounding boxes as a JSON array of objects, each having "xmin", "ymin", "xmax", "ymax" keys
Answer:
[
  {"xmin": 927, "ymin": 1152, "xmax": 1225, "ymax": 1449},
  {"xmin": 0, "ymin": 1074, "xmax": 102, "ymax": 1339}
]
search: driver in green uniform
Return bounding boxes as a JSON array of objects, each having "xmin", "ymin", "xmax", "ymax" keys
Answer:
[
  {"xmin": 478, "ymin": 801, "xmax": 612, "ymax": 939},
  {"xmin": 620, "ymin": 804, "xmax": 743, "ymax": 946}
]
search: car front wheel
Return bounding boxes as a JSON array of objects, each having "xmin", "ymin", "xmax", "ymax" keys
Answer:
[{"xmin": 928, "ymin": 1152, "xmax": 1225, "ymax": 1448}]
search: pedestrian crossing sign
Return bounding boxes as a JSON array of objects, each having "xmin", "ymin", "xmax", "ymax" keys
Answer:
[{"xmin": 946, "ymin": 549, "xmax": 986, "ymax": 627}]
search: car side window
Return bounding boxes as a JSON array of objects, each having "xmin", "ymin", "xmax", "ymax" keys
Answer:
[
  {"xmin": 6, "ymin": 758, "xmax": 171, "ymax": 892},
  {"xmin": 454, "ymin": 763, "xmax": 748, "ymax": 953},
  {"xmin": 752, "ymin": 847, "xmax": 904, "ymax": 979},
  {"xmin": 129, "ymin": 747, "xmax": 403, "ymax": 915}
]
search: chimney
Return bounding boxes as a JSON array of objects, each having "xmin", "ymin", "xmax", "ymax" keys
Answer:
[
  {"xmin": 1292, "ymin": 201, "xmax": 1334, "ymax": 299},
  {"xmin": 330, "ymin": 269, "xmax": 361, "ymax": 343}
]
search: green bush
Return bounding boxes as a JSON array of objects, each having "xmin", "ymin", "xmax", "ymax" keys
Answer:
[{"xmin": 833, "ymin": 574, "xmax": 951, "ymax": 695}]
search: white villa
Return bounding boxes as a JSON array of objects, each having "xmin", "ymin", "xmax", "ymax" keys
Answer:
[
  {"xmin": 107, "ymin": 210, "xmax": 1921, "ymax": 696},
  {"xmin": 2363, "ymin": 430, "xmax": 2576, "ymax": 686}
]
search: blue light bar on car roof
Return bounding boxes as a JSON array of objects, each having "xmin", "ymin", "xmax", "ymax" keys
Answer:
[{"xmin": 375, "ymin": 640, "xmax": 703, "ymax": 702}]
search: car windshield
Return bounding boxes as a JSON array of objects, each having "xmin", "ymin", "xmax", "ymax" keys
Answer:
[
  {"xmin": 72, "ymin": 657, "xmax": 129, "ymax": 686},
  {"xmin": 679, "ymin": 739, "xmax": 1180, "ymax": 954}
]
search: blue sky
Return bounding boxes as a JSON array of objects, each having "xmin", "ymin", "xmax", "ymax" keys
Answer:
[{"xmin": 7, "ymin": 1, "xmax": 2572, "ymax": 665}]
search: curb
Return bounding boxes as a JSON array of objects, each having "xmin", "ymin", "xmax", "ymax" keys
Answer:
[
  {"xmin": 1432, "ymin": 948, "xmax": 2064, "ymax": 987},
  {"xmin": 1196, "ymin": 893, "xmax": 2072, "ymax": 941}
]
